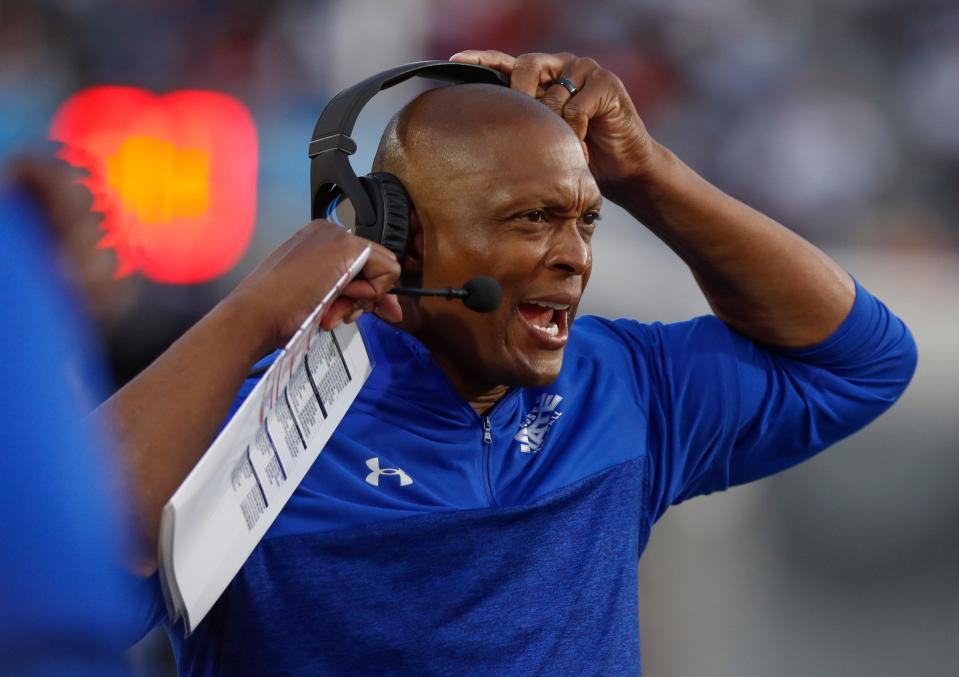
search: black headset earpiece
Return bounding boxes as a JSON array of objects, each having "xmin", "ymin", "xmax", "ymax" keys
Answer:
[
  {"xmin": 355, "ymin": 172, "xmax": 411, "ymax": 258},
  {"xmin": 309, "ymin": 61, "xmax": 509, "ymax": 258}
]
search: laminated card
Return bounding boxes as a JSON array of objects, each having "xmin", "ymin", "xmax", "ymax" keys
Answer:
[{"xmin": 158, "ymin": 246, "xmax": 374, "ymax": 635}]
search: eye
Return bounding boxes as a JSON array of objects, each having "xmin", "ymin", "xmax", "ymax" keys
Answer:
[
  {"xmin": 524, "ymin": 210, "xmax": 546, "ymax": 223},
  {"xmin": 582, "ymin": 210, "xmax": 602, "ymax": 225}
]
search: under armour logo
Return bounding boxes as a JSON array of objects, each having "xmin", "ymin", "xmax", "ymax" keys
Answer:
[
  {"xmin": 515, "ymin": 393, "xmax": 564, "ymax": 454},
  {"xmin": 365, "ymin": 457, "xmax": 413, "ymax": 487}
]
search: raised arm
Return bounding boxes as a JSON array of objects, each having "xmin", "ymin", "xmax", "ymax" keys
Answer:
[
  {"xmin": 94, "ymin": 221, "xmax": 401, "ymax": 573},
  {"xmin": 451, "ymin": 50, "xmax": 854, "ymax": 348}
]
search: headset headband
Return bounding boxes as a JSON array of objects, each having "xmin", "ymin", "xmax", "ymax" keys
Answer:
[{"xmin": 309, "ymin": 60, "xmax": 509, "ymax": 224}]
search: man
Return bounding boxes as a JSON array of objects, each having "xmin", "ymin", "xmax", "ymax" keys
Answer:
[{"xmin": 124, "ymin": 52, "xmax": 916, "ymax": 674}]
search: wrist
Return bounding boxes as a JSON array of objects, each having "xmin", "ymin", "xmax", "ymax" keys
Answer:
[
  {"xmin": 213, "ymin": 290, "xmax": 278, "ymax": 365},
  {"xmin": 598, "ymin": 139, "xmax": 676, "ymax": 214}
]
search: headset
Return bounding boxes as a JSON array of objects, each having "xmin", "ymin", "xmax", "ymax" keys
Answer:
[{"xmin": 308, "ymin": 61, "xmax": 510, "ymax": 259}]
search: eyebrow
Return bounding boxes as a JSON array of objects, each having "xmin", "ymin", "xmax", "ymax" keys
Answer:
[
  {"xmin": 492, "ymin": 190, "xmax": 603, "ymax": 214},
  {"xmin": 488, "ymin": 170, "xmax": 603, "ymax": 206}
]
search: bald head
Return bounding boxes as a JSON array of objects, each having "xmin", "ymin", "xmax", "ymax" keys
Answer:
[{"xmin": 372, "ymin": 83, "xmax": 583, "ymax": 194}]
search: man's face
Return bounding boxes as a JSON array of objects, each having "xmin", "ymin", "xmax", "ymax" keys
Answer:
[{"xmin": 406, "ymin": 116, "xmax": 602, "ymax": 392}]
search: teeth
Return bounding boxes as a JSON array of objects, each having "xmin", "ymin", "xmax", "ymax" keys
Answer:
[
  {"xmin": 527, "ymin": 300, "xmax": 570, "ymax": 310},
  {"xmin": 532, "ymin": 322, "xmax": 559, "ymax": 336}
]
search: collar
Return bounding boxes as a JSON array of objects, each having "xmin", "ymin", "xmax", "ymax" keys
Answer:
[{"xmin": 357, "ymin": 314, "xmax": 521, "ymax": 422}]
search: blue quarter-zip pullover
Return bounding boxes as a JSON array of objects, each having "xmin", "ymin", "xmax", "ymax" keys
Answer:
[{"xmin": 133, "ymin": 281, "xmax": 916, "ymax": 676}]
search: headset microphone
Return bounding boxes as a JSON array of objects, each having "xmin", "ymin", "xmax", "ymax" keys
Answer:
[{"xmin": 390, "ymin": 276, "xmax": 503, "ymax": 313}]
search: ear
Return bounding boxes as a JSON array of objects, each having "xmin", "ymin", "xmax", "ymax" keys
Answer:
[{"xmin": 403, "ymin": 208, "xmax": 424, "ymax": 274}]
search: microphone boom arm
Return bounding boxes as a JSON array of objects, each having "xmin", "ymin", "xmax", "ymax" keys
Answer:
[
  {"xmin": 389, "ymin": 286, "xmax": 468, "ymax": 299},
  {"xmin": 387, "ymin": 276, "xmax": 503, "ymax": 313}
]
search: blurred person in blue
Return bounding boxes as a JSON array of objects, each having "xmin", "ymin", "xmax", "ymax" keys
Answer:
[
  {"xmin": 113, "ymin": 52, "xmax": 917, "ymax": 675},
  {"xmin": 0, "ymin": 165, "xmax": 135, "ymax": 676},
  {"xmin": 0, "ymin": 161, "xmax": 402, "ymax": 675}
]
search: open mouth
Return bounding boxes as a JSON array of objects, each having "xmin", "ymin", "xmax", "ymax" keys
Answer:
[{"xmin": 517, "ymin": 299, "xmax": 572, "ymax": 344}]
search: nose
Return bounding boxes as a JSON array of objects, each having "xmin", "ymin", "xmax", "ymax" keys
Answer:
[{"xmin": 544, "ymin": 222, "xmax": 591, "ymax": 276}]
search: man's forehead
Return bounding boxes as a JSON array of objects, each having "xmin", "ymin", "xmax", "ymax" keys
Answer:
[
  {"xmin": 446, "ymin": 124, "xmax": 586, "ymax": 170},
  {"xmin": 484, "ymin": 165, "xmax": 602, "ymax": 208},
  {"xmin": 413, "ymin": 127, "xmax": 599, "ymax": 211}
]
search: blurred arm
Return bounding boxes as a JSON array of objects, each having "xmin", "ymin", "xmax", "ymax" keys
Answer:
[{"xmin": 94, "ymin": 222, "xmax": 401, "ymax": 574}]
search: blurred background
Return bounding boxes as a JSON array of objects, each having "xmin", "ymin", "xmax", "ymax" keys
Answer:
[{"xmin": 2, "ymin": 0, "xmax": 957, "ymax": 675}]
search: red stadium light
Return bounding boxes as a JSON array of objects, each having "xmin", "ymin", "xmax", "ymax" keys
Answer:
[{"xmin": 50, "ymin": 87, "xmax": 258, "ymax": 284}]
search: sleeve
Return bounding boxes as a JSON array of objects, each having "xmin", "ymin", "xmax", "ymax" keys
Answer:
[{"xmin": 615, "ymin": 281, "xmax": 917, "ymax": 523}]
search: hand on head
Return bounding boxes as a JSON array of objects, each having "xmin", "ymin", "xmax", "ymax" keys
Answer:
[{"xmin": 449, "ymin": 50, "xmax": 656, "ymax": 199}]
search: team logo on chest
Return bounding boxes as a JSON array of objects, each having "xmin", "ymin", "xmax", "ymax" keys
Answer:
[
  {"xmin": 514, "ymin": 393, "xmax": 564, "ymax": 454},
  {"xmin": 365, "ymin": 457, "xmax": 413, "ymax": 487}
]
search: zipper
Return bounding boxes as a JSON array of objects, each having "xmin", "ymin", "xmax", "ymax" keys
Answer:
[
  {"xmin": 474, "ymin": 390, "xmax": 518, "ymax": 507},
  {"xmin": 481, "ymin": 415, "xmax": 497, "ymax": 506}
]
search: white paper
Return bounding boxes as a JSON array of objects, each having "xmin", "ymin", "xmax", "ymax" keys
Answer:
[{"xmin": 158, "ymin": 246, "xmax": 374, "ymax": 635}]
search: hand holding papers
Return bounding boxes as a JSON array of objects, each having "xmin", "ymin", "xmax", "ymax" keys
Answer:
[{"xmin": 159, "ymin": 246, "xmax": 374, "ymax": 635}]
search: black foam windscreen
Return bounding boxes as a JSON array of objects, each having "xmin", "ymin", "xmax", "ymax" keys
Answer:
[{"xmin": 461, "ymin": 276, "xmax": 503, "ymax": 313}]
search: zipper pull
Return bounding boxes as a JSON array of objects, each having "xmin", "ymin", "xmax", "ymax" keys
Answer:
[{"xmin": 483, "ymin": 416, "xmax": 492, "ymax": 445}]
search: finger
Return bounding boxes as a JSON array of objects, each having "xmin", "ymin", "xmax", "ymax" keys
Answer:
[
  {"xmin": 362, "ymin": 244, "xmax": 400, "ymax": 273},
  {"xmin": 373, "ymin": 294, "xmax": 403, "ymax": 323},
  {"xmin": 334, "ymin": 249, "xmax": 400, "ymax": 305},
  {"xmin": 449, "ymin": 49, "xmax": 516, "ymax": 74},
  {"xmin": 337, "ymin": 275, "xmax": 401, "ymax": 304},
  {"xmin": 317, "ymin": 243, "xmax": 397, "ymax": 330},
  {"xmin": 323, "ymin": 295, "xmax": 374, "ymax": 329},
  {"xmin": 320, "ymin": 290, "xmax": 402, "ymax": 330},
  {"xmin": 319, "ymin": 296, "xmax": 355, "ymax": 331},
  {"xmin": 558, "ymin": 68, "xmax": 623, "ymax": 141},
  {"xmin": 359, "ymin": 246, "xmax": 402, "ymax": 294},
  {"xmin": 510, "ymin": 52, "xmax": 576, "ymax": 97},
  {"xmin": 540, "ymin": 56, "xmax": 599, "ymax": 117},
  {"xmin": 339, "ymin": 278, "xmax": 379, "ymax": 300}
]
